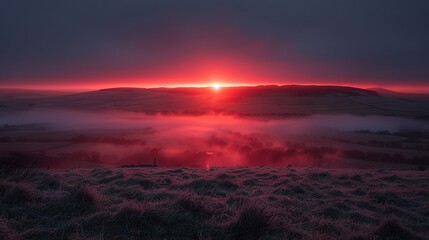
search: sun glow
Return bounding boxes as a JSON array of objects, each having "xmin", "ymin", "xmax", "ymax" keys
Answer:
[{"xmin": 212, "ymin": 83, "xmax": 221, "ymax": 91}]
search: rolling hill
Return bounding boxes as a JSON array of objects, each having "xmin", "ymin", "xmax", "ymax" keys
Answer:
[{"xmin": 1, "ymin": 85, "xmax": 429, "ymax": 118}]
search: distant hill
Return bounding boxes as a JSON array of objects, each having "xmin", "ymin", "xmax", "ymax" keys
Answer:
[
  {"xmin": 1, "ymin": 85, "xmax": 429, "ymax": 118},
  {"xmin": 0, "ymin": 88, "xmax": 79, "ymax": 99},
  {"xmin": 368, "ymin": 87, "xmax": 429, "ymax": 101}
]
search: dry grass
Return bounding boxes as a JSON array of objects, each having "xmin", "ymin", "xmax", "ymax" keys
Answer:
[{"xmin": 0, "ymin": 167, "xmax": 428, "ymax": 239}]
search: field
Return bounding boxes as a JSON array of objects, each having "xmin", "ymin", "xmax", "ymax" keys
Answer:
[
  {"xmin": 1, "ymin": 167, "xmax": 428, "ymax": 239},
  {"xmin": 3, "ymin": 0, "xmax": 429, "ymax": 236},
  {"xmin": 1, "ymin": 86, "xmax": 429, "ymax": 239},
  {"xmin": 1, "ymin": 117, "xmax": 428, "ymax": 170}
]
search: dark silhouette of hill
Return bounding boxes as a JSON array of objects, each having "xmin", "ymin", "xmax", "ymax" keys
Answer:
[
  {"xmin": 1, "ymin": 85, "xmax": 429, "ymax": 117},
  {"xmin": 369, "ymin": 87, "xmax": 429, "ymax": 101}
]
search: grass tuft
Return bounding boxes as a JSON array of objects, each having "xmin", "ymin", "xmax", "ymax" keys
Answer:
[
  {"xmin": 175, "ymin": 196, "xmax": 211, "ymax": 218},
  {"xmin": 374, "ymin": 217, "xmax": 423, "ymax": 240},
  {"xmin": 0, "ymin": 219, "xmax": 14, "ymax": 240},
  {"xmin": 2, "ymin": 184, "xmax": 38, "ymax": 204},
  {"xmin": 229, "ymin": 205, "xmax": 272, "ymax": 239},
  {"xmin": 59, "ymin": 185, "xmax": 103, "ymax": 216},
  {"xmin": 309, "ymin": 172, "xmax": 331, "ymax": 182}
]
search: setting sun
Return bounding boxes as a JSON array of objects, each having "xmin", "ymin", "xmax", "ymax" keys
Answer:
[
  {"xmin": 212, "ymin": 83, "xmax": 221, "ymax": 91},
  {"xmin": 2, "ymin": 1, "xmax": 429, "ymax": 239}
]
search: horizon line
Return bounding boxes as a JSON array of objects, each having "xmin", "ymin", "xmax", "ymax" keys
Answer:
[{"xmin": 0, "ymin": 83, "xmax": 428, "ymax": 94}]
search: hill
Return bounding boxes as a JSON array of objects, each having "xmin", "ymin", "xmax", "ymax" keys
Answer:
[{"xmin": 1, "ymin": 85, "xmax": 429, "ymax": 118}]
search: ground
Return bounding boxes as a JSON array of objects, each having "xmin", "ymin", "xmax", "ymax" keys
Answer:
[{"xmin": 1, "ymin": 167, "xmax": 428, "ymax": 239}]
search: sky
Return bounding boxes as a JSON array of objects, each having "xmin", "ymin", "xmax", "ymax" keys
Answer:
[{"xmin": 1, "ymin": 0, "xmax": 429, "ymax": 92}]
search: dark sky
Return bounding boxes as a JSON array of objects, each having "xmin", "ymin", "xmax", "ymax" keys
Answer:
[{"xmin": 1, "ymin": 0, "xmax": 429, "ymax": 91}]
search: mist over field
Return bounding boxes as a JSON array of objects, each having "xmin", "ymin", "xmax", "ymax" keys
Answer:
[
  {"xmin": 1, "ymin": 81, "xmax": 429, "ymax": 240},
  {"xmin": 2, "ymin": 109, "xmax": 429, "ymax": 239},
  {"xmin": 2, "ymin": 110, "xmax": 429, "ymax": 132},
  {"xmin": 2, "ymin": 0, "xmax": 429, "ymax": 238},
  {"xmin": 1, "ymin": 110, "xmax": 429, "ymax": 168}
]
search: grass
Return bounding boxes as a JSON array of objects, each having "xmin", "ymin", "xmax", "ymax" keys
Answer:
[
  {"xmin": 229, "ymin": 205, "xmax": 272, "ymax": 239},
  {"xmin": 0, "ymin": 167, "xmax": 428, "ymax": 239}
]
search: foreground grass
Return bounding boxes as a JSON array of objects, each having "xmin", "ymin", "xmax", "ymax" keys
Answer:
[{"xmin": 1, "ymin": 167, "xmax": 428, "ymax": 239}]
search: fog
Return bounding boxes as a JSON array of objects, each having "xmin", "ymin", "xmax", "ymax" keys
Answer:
[
  {"xmin": 2, "ymin": 110, "xmax": 427, "ymax": 132},
  {"xmin": 1, "ymin": 110, "xmax": 428, "ymax": 168}
]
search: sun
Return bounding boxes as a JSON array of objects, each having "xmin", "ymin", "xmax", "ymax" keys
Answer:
[{"xmin": 212, "ymin": 83, "xmax": 221, "ymax": 91}]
